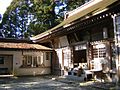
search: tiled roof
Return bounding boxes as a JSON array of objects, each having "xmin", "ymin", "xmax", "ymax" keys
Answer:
[
  {"xmin": 31, "ymin": 0, "xmax": 117, "ymax": 42},
  {"xmin": 0, "ymin": 42, "xmax": 52, "ymax": 50}
]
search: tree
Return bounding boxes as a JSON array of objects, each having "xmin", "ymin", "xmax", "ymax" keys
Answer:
[
  {"xmin": 66, "ymin": 0, "xmax": 90, "ymax": 11},
  {"xmin": 1, "ymin": 0, "xmax": 58, "ymax": 39},
  {"xmin": 28, "ymin": 0, "xmax": 59, "ymax": 36},
  {"xmin": 1, "ymin": 0, "xmax": 32, "ymax": 39},
  {"xmin": 54, "ymin": 0, "xmax": 90, "ymax": 21},
  {"xmin": 0, "ymin": 14, "xmax": 2, "ymax": 21},
  {"xmin": 0, "ymin": 0, "xmax": 89, "ymax": 39}
]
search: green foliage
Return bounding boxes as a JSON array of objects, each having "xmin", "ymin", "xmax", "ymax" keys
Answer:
[
  {"xmin": 1, "ymin": 0, "xmax": 59, "ymax": 39},
  {"xmin": 0, "ymin": 0, "xmax": 88, "ymax": 39},
  {"xmin": 66, "ymin": 0, "xmax": 86, "ymax": 11},
  {"xmin": 29, "ymin": 0, "xmax": 59, "ymax": 36}
]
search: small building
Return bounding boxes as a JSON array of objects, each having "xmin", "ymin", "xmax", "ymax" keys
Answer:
[
  {"xmin": 0, "ymin": 38, "xmax": 53, "ymax": 76},
  {"xmin": 31, "ymin": 0, "xmax": 120, "ymax": 82}
]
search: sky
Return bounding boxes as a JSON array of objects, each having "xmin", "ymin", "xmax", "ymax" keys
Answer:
[
  {"xmin": 0, "ymin": 0, "xmax": 66, "ymax": 21},
  {"xmin": 0, "ymin": 0, "xmax": 13, "ymax": 19}
]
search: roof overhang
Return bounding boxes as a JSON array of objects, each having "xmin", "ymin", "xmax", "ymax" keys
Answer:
[
  {"xmin": 31, "ymin": 0, "xmax": 118, "ymax": 42},
  {"xmin": 0, "ymin": 42, "xmax": 53, "ymax": 50}
]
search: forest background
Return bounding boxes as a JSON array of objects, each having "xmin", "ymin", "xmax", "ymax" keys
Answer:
[{"xmin": 0, "ymin": 0, "xmax": 89, "ymax": 39}]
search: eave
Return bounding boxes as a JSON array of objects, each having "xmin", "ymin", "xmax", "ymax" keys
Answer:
[{"xmin": 31, "ymin": 0, "xmax": 118, "ymax": 43}]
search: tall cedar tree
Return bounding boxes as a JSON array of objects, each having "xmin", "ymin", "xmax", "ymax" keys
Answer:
[
  {"xmin": 66, "ymin": 0, "xmax": 89, "ymax": 11},
  {"xmin": 0, "ymin": 0, "xmax": 88, "ymax": 39},
  {"xmin": 0, "ymin": 0, "xmax": 58, "ymax": 39}
]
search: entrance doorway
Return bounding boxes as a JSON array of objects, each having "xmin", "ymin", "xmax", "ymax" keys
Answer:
[
  {"xmin": 74, "ymin": 50, "xmax": 87, "ymax": 67},
  {"xmin": 0, "ymin": 55, "xmax": 13, "ymax": 75}
]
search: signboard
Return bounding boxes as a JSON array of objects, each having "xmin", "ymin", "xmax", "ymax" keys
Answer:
[{"xmin": 75, "ymin": 44, "xmax": 87, "ymax": 51}]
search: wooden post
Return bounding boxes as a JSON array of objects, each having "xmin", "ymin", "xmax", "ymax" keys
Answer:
[{"xmin": 112, "ymin": 14, "xmax": 120, "ymax": 84}]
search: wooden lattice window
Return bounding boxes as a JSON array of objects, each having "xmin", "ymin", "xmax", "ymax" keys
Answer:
[{"xmin": 93, "ymin": 47, "xmax": 106, "ymax": 58}]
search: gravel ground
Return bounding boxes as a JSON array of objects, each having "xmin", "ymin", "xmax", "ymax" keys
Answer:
[
  {"xmin": 0, "ymin": 75, "xmax": 119, "ymax": 90},
  {"xmin": 0, "ymin": 75, "xmax": 93, "ymax": 90},
  {"xmin": 55, "ymin": 76, "xmax": 120, "ymax": 90}
]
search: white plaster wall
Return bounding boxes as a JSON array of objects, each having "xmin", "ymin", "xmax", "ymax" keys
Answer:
[
  {"xmin": 16, "ymin": 67, "xmax": 51, "ymax": 76},
  {"xmin": 59, "ymin": 36, "xmax": 69, "ymax": 47},
  {"xmin": 0, "ymin": 50, "xmax": 51, "ymax": 76}
]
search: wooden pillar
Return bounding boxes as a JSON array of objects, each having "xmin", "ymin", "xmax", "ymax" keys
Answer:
[
  {"xmin": 112, "ymin": 14, "xmax": 120, "ymax": 83},
  {"xmin": 88, "ymin": 43, "xmax": 93, "ymax": 69}
]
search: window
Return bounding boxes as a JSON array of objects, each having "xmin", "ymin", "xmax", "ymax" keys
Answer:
[
  {"xmin": 33, "ymin": 56, "xmax": 37, "ymax": 67},
  {"xmin": 46, "ymin": 52, "xmax": 51, "ymax": 60},
  {"xmin": 21, "ymin": 52, "xmax": 51, "ymax": 68},
  {"xmin": 22, "ymin": 55, "xmax": 43, "ymax": 68},
  {"xmin": 27, "ymin": 56, "xmax": 32, "ymax": 65},
  {"xmin": 0, "ymin": 57, "xmax": 4, "ymax": 64},
  {"xmin": 37, "ymin": 56, "xmax": 41, "ymax": 65},
  {"xmin": 93, "ymin": 47, "xmax": 106, "ymax": 58}
]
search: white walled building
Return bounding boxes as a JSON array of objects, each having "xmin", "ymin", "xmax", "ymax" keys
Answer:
[{"xmin": 0, "ymin": 38, "xmax": 53, "ymax": 76}]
